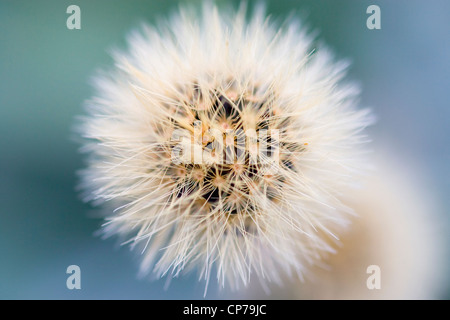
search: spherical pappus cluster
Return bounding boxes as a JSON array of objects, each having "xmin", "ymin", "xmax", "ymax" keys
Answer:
[{"xmin": 77, "ymin": 4, "xmax": 373, "ymax": 292}]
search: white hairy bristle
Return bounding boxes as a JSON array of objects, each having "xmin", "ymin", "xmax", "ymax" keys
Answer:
[{"xmin": 77, "ymin": 4, "xmax": 373, "ymax": 292}]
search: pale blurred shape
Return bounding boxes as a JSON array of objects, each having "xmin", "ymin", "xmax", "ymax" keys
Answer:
[{"xmin": 243, "ymin": 153, "xmax": 446, "ymax": 299}]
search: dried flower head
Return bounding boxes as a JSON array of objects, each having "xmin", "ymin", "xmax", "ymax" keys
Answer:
[{"xmin": 77, "ymin": 4, "xmax": 373, "ymax": 292}]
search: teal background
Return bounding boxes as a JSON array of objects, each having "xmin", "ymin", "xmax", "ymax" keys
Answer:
[{"xmin": 0, "ymin": 0, "xmax": 449, "ymax": 299}]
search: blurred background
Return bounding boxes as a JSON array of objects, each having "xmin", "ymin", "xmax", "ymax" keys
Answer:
[{"xmin": 0, "ymin": 0, "xmax": 448, "ymax": 299}]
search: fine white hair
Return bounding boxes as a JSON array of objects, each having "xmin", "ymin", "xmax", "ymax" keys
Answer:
[{"xmin": 77, "ymin": 3, "xmax": 373, "ymax": 293}]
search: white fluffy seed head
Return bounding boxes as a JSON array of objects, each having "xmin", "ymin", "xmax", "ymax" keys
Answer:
[{"xmin": 77, "ymin": 4, "xmax": 373, "ymax": 292}]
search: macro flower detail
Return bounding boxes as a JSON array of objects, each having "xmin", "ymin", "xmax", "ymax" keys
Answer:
[{"xmin": 78, "ymin": 4, "xmax": 373, "ymax": 291}]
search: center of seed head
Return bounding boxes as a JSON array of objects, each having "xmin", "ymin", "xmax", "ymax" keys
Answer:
[
  {"xmin": 191, "ymin": 168, "xmax": 204, "ymax": 181},
  {"xmin": 168, "ymin": 82, "xmax": 300, "ymax": 215},
  {"xmin": 221, "ymin": 121, "xmax": 231, "ymax": 130},
  {"xmin": 212, "ymin": 175, "xmax": 226, "ymax": 187},
  {"xmin": 232, "ymin": 163, "xmax": 244, "ymax": 175}
]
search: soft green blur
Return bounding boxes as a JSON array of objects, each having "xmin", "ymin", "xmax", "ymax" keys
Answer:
[{"xmin": 0, "ymin": 0, "xmax": 448, "ymax": 299}]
